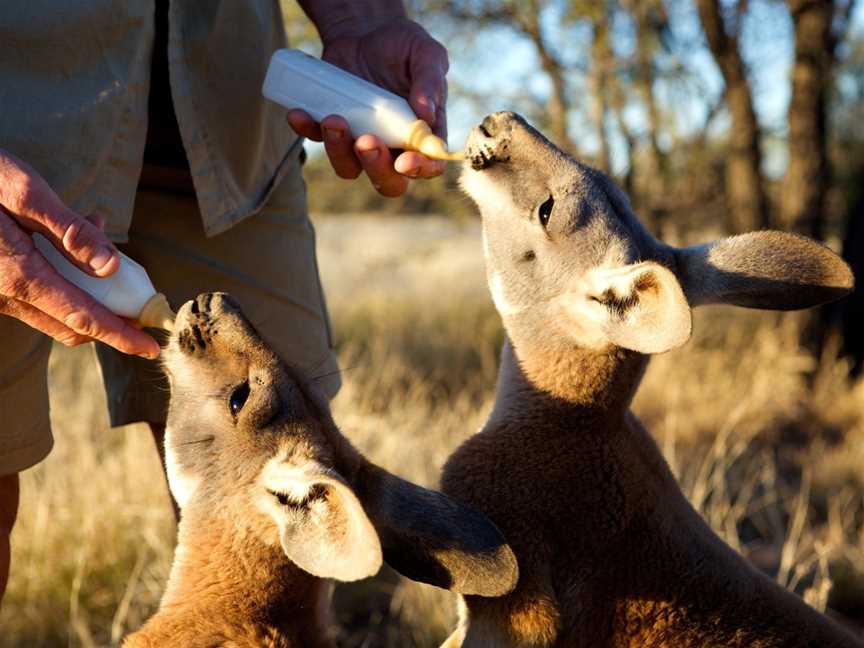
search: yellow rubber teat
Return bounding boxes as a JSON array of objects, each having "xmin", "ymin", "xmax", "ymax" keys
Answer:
[
  {"xmin": 138, "ymin": 292, "xmax": 176, "ymax": 331},
  {"xmin": 404, "ymin": 120, "xmax": 464, "ymax": 161}
]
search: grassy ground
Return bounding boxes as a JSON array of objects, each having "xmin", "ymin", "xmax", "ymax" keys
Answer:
[{"xmin": 1, "ymin": 215, "xmax": 863, "ymax": 646}]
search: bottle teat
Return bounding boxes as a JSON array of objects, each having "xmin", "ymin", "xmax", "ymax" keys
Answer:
[
  {"xmin": 404, "ymin": 120, "xmax": 464, "ymax": 161},
  {"xmin": 138, "ymin": 293, "xmax": 176, "ymax": 331}
]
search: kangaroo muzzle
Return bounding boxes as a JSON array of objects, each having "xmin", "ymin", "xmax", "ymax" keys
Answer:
[
  {"xmin": 465, "ymin": 112, "xmax": 521, "ymax": 170},
  {"xmin": 173, "ymin": 292, "xmax": 247, "ymax": 356}
]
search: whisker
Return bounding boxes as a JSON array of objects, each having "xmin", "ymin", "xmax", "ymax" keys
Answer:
[
  {"xmin": 311, "ymin": 364, "xmax": 360, "ymax": 382},
  {"xmin": 176, "ymin": 436, "xmax": 215, "ymax": 446}
]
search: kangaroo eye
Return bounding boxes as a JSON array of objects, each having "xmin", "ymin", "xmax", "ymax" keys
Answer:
[
  {"xmin": 229, "ymin": 381, "xmax": 250, "ymax": 416},
  {"xmin": 538, "ymin": 195, "xmax": 554, "ymax": 228}
]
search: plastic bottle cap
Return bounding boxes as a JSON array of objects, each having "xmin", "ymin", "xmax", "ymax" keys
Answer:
[
  {"xmin": 404, "ymin": 120, "xmax": 464, "ymax": 161},
  {"xmin": 138, "ymin": 293, "xmax": 176, "ymax": 331}
]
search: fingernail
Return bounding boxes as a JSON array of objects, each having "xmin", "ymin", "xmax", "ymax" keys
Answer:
[
  {"xmin": 404, "ymin": 166, "xmax": 420, "ymax": 178},
  {"xmin": 324, "ymin": 127, "xmax": 343, "ymax": 144},
  {"xmin": 89, "ymin": 246, "xmax": 116, "ymax": 271},
  {"xmin": 360, "ymin": 148, "xmax": 380, "ymax": 163}
]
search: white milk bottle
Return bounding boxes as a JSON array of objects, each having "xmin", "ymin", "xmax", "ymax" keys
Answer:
[
  {"xmin": 33, "ymin": 234, "xmax": 175, "ymax": 330},
  {"xmin": 262, "ymin": 49, "xmax": 462, "ymax": 161}
]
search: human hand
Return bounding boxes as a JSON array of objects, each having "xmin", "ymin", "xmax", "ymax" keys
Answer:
[
  {"xmin": 287, "ymin": 16, "xmax": 449, "ymax": 197},
  {"xmin": 0, "ymin": 150, "xmax": 160, "ymax": 358}
]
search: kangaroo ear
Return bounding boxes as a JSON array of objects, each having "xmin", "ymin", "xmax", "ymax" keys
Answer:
[
  {"xmin": 676, "ymin": 231, "xmax": 853, "ymax": 310},
  {"xmin": 259, "ymin": 461, "xmax": 382, "ymax": 582},
  {"xmin": 352, "ymin": 463, "xmax": 518, "ymax": 597},
  {"xmin": 561, "ymin": 261, "xmax": 691, "ymax": 354}
]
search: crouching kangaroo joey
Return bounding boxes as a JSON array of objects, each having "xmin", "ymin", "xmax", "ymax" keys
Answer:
[{"xmin": 125, "ymin": 292, "xmax": 517, "ymax": 648}]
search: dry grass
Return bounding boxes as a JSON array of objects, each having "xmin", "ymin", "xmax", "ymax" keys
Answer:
[{"xmin": 1, "ymin": 215, "xmax": 863, "ymax": 647}]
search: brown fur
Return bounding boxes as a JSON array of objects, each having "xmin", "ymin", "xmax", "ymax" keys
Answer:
[
  {"xmin": 125, "ymin": 516, "xmax": 333, "ymax": 648},
  {"xmin": 125, "ymin": 292, "xmax": 516, "ymax": 647},
  {"xmin": 442, "ymin": 112, "xmax": 860, "ymax": 647},
  {"xmin": 444, "ymin": 343, "xmax": 860, "ymax": 647}
]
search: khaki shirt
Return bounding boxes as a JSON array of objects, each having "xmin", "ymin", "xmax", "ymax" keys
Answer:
[{"xmin": 0, "ymin": 0, "xmax": 301, "ymax": 241}]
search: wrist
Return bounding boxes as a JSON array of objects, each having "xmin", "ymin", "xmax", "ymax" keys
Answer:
[
  {"xmin": 302, "ymin": 1, "xmax": 407, "ymax": 44},
  {"xmin": 320, "ymin": 14, "xmax": 406, "ymax": 44}
]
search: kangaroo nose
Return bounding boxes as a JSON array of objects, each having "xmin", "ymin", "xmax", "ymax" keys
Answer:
[
  {"xmin": 478, "ymin": 114, "xmax": 498, "ymax": 138},
  {"xmin": 191, "ymin": 292, "xmax": 240, "ymax": 317},
  {"xmin": 478, "ymin": 111, "xmax": 519, "ymax": 139},
  {"xmin": 467, "ymin": 112, "xmax": 518, "ymax": 170}
]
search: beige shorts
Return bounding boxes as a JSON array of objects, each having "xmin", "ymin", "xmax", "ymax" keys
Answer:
[{"xmin": 0, "ymin": 165, "xmax": 340, "ymax": 476}]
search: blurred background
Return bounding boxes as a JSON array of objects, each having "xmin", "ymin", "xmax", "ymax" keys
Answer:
[{"xmin": 2, "ymin": 1, "xmax": 864, "ymax": 646}]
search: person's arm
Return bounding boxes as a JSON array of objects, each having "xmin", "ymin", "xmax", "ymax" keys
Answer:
[
  {"xmin": 0, "ymin": 150, "xmax": 160, "ymax": 358},
  {"xmin": 291, "ymin": 0, "xmax": 449, "ymax": 197}
]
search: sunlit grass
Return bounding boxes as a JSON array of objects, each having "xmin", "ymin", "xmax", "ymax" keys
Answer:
[{"xmin": 2, "ymin": 216, "xmax": 862, "ymax": 646}]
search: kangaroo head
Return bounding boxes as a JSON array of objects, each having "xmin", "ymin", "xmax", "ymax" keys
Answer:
[
  {"xmin": 162, "ymin": 292, "xmax": 518, "ymax": 595},
  {"xmin": 462, "ymin": 111, "xmax": 853, "ymax": 356}
]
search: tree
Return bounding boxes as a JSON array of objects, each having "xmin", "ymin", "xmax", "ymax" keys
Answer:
[
  {"xmin": 695, "ymin": 0, "xmax": 770, "ymax": 233},
  {"xmin": 608, "ymin": 76, "xmax": 637, "ymax": 197},
  {"xmin": 781, "ymin": 0, "xmax": 857, "ymax": 239},
  {"xmin": 433, "ymin": 0, "xmax": 581, "ymax": 154},
  {"xmin": 821, "ymin": 22, "xmax": 864, "ymax": 375},
  {"xmin": 588, "ymin": 1, "xmax": 613, "ymax": 173},
  {"xmin": 520, "ymin": 0, "xmax": 579, "ymax": 154},
  {"xmin": 615, "ymin": 0, "xmax": 673, "ymax": 230},
  {"xmin": 625, "ymin": 0, "xmax": 670, "ymax": 190}
]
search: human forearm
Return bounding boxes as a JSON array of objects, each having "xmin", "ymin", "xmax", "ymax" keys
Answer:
[{"xmin": 298, "ymin": 0, "xmax": 407, "ymax": 42}]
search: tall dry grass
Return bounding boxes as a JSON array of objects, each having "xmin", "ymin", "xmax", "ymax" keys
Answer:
[{"xmin": 1, "ymin": 216, "xmax": 862, "ymax": 647}]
